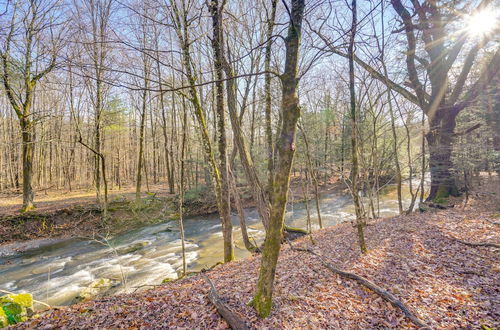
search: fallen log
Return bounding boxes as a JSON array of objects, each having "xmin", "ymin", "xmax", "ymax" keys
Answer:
[
  {"xmin": 202, "ymin": 273, "xmax": 249, "ymax": 330},
  {"xmin": 289, "ymin": 244, "xmax": 430, "ymax": 329}
]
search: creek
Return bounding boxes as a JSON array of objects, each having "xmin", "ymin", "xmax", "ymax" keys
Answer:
[{"xmin": 0, "ymin": 184, "xmax": 420, "ymax": 307}]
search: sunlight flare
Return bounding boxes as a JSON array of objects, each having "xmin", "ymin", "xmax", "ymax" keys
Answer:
[{"xmin": 466, "ymin": 9, "xmax": 499, "ymax": 37}]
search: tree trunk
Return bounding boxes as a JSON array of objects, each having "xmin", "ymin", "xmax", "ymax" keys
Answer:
[
  {"xmin": 425, "ymin": 110, "xmax": 459, "ymax": 201},
  {"xmin": 221, "ymin": 23, "xmax": 270, "ymax": 232},
  {"xmin": 21, "ymin": 120, "xmax": 35, "ymax": 212},
  {"xmin": 348, "ymin": 0, "xmax": 367, "ymax": 254},
  {"xmin": 264, "ymin": 0, "xmax": 278, "ymax": 197},
  {"xmin": 94, "ymin": 78, "xmax": 102, "ymax": 204},
  {"xmin": 136, "ymin": 88, "xmax": 147, "ymax": 202},
  {"xmin": 178, "ymin": 92, "xmax": 188, "ymax": 277},
  {"xmin": 171, "ymin": 0, "xmax": 234, "ymax": 263},
  {"xmin": 299, "ymin": 124, "xmax": 322, "ymax": 228},
  {"xmin": 420, "ymin": 110, "xmax": 426, "ymax": 203},
  {"xmin": 251, "ymin": 0, "xmax": 305, "ymax": 318},
  {"xmin": 229, "ymin": 166, "xmax": 257, "ymax": 252},
  {"xmin": 210, "ymin": 0, "xmax": 234, "ymax": 263},
  {"xmin": 387, "ymin": 92, "xmax": 403, "ymax": 214}
]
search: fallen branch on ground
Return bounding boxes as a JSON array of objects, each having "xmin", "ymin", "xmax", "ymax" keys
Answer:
[
  {"xmin": 132, "ymin": 284, "xmax": 158, "ymax": 293},
  {"xmin": 201, "ymin": 272, "xmax": 249, "ymax": 330},
  {"xmin": 452, "ymin": 238, "xmax": 499, "ymax": 249},
  {"xmin": 287, "ymin": 242, "xmax": 430, "ymax": 329},
  {"xmin": 484, "ymin": 219, "xmax": 500, "ymax": 226}
]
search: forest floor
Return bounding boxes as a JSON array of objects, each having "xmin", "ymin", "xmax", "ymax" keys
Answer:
[
  {"xmin": 14, "ymin": 179, "xmax": 500, "ymax": 329},
  {"xmin": 0, "ymin": 176, "xmax": 345, "ymax": 247}
]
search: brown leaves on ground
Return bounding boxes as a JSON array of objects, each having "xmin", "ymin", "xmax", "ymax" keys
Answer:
[{"xmin": 16, "ymin": 182, "xmax": 499, "ymax": 329}]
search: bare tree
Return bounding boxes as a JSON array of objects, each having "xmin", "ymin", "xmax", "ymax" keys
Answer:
[
  {"xmin": 208, "ymin": 0, "xmax": 233, "ymax": 262},
  {"xmin": 0, "ymin": 0, "xmax": 62, "ymax": 211},
  {"xmin": 170, "ymin": 0, "xmax": 234, "ymax": 262}
]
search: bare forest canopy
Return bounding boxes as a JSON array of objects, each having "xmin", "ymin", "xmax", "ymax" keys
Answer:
[
  {"xmin": 0, "ymin": 0, "xmax": 498, "ymax": 208},
  {"xmin": 0, "ymin": 0, "xmax": 499, "ymax": 322}
]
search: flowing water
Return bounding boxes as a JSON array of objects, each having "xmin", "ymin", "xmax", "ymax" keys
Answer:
[{"xmin": 0, "ymin": 184, "xmax": 421, "ymax": 308}]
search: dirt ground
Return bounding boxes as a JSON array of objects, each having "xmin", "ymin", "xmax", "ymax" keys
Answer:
[{"xmin": 0, "ymin": 184, "xmax": 172, "ymax": 217}]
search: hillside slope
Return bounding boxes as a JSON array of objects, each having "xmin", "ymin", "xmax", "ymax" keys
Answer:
[{"xmin": 15, "ymin": 181, "xmax": 499, "ymax": 329}]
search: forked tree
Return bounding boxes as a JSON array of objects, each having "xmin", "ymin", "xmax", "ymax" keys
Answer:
[
  {"xmin": 251, "ymin": 0, "xmax": 306, "ymax": 318},
  {"xmin": 1, "ymin": 0, "xmax": 62, "ymax": 212},
  {"xmin": 169, "ymin": 0, "xmax": 234, "ymax": 262}
]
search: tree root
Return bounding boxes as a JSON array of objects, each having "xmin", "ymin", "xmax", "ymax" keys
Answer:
[
  {"xmin": 284, "ymin": 225, "xmax": 308, "ymax": 241},
  {"xmin": 288, "ymin": 243, "xmax": 430, "ymax": 329},
  {"xmin": 202, "ymin": 273, "xmax": 249, "ymax": 330}
]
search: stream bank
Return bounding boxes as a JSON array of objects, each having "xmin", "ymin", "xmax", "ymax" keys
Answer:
[
  {"xmin": 12, "ymin": 179, "xmax": 500, "ymax": 329},
  {"xmin": 0, "ymin": 179, "xmax": 346, "ymax": 249}
]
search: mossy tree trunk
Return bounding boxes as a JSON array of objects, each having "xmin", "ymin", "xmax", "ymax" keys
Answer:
[
  {"xmin": 348, "ymin": 0, "xmax": 367, "ymax": 254},
  {"xmin": 209, "ymin": 0, "xmax": 233, "ymax": 262},
  {"xmin": 251, "ymin": 0, "xmax": 305, "ymax": 318},
  {"xmin": 178, "ymin": 91, "xmax": 188, "ymax": 277},
  {"xmin": 171, "ymin": 0, "xmax": 234, "ymax": 262},
  {"xmin": 20, "ymin": 117, "xmax": 35, "ymax": 212}
]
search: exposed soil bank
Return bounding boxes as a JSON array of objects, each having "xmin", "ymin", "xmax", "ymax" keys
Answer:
[{"xmin": 13, "ymin": 180, "xmax": 499, "ymax": 329}]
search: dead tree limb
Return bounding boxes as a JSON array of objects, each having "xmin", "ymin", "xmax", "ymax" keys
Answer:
[
  {"xmin": 202, "ymin": 273, "xmax": 249, "ymax": 330},
  {"xmin": 452, "ymin": 238, "xmax": 499, "ymax": 249},
  {"xmin": 484, "ymin": 219, "xmax": 500, "ymax": 226},
  {"xmin": 290, "ymin": 244, "xmax": 430, "ymax": 329},
  {"xmin": 453, "ymin": 123, "xmax": 481, "ymax": 137}
]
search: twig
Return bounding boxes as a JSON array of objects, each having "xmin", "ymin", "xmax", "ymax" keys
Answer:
[
  {"xmin": 201, "ymin": 272, "xmax": 249, "ymax": 330},
  {"xmin": 131, "ymin": 284, "xmax": 158, "ymax": 293}
]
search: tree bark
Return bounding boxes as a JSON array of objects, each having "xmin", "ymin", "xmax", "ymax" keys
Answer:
[
  {"xmin": 136, "ymin": 88, "xmax": 147, "ymax": 201},
  {"xmin": 209, "ymin": 0, "xmax": 234, "ymax": 263},
  {"xmin": 264, "ymin": 0, "xmax": 278, "ymax": 198},
  {"xmin": 348, "ymin": 0, "xmax": 367, "ymax": 254},
  {"xmin": 21, "ymin": 119, "xmax": 35, "ymax": 211},
  {"xmin": 425, "ymin": 110, "xmax": 459, "ymax": 201}
]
